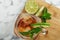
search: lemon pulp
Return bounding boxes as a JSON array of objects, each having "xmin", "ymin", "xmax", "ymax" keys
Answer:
[{"xmin": 25, "ymin": 0, "xmax": 39, "ymax": 14}]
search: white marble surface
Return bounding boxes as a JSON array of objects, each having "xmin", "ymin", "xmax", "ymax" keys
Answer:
[
  {"xmin": 0, "ymin": 0, "xmax": 60, "ymax": 40},
  {"xmin": 0, "ymin": 0, "xmax": 27, "ymax": 40},
  {"xmin": 45, "ymin": 0, "xmax": 60, "ymax": 8}
]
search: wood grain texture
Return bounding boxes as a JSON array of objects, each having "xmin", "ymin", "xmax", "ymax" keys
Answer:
[
  {"xmin": 14, "ymin": 0, "xmax": 60, "ymax": 40},
  {"xmin": 35, "ymin": 0, "xmax": 60, "ymax": 40}
]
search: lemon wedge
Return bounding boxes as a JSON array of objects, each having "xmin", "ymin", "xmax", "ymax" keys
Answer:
[{"xmin": 35, "ymin": 6, "xmax": 45, "ymax": 16}]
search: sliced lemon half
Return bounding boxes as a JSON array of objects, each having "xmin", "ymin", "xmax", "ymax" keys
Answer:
[
  {"xmin": 25, "ymin": 0, "xmax": 39, "ymax": 14},
  {"xmin": 35, "ymin": 6, "xmax": 45, "ymax": 16}
]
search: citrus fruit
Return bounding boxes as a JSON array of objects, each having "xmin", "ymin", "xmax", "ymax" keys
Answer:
[
  {"xmin": 25, "ymin": 0, "xmax": 39, "ymax": 14},
  {"xmin": 35, "ymin": 6, "xmax": 45, "ymax": 16}
]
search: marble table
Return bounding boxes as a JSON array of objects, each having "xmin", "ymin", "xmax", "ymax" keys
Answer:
[{"xmin": 0, "ymin": 0, "xmax": 60, "ymax": 40}]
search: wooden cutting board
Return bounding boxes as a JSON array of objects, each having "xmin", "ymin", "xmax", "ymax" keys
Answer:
[
  {"xmin": 35, "ymin": 0, "xmax": 60, "ymax": 40},
  {"xmin": 14, "ymin": 0, "xmax": 60, "ymax": 40}
]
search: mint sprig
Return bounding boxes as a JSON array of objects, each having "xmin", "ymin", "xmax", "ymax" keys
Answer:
[
  {"xmin": 40, "ymin": 7, "xmax": 51, "ymax": 22},
  {"xmin": 19, "ymin": 27, "xmax": 42, "ymax": 38},
  {"xmin": 31, "ymin": 22, "xmax": 50, "ymax": 28}
]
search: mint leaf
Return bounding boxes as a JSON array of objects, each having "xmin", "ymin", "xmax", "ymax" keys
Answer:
[
  {"xmin": 31, "ymin": 22, "xmax": 50, "ymax": 28},
  {"xmin": 29, "ymin": 33, "xmax": 33, "ymax": 39},
  {"xmin": 40, "ymin": 22, "xmax": 50, "ymax": 26},
  {"xmin": 41, "ymin": 7, "xmax": 51, "ymax": 22},
  {"xmin": 30, "ymin": 27, "xmax": 42, "ymax": 34},
  {"xmin": 19, "ymin": 27, "xmax": 42, "ymax": 39},
  {"xmin": 43, "ymin": 7, "xmax": 47, "ymax": 14},
  {"xmin": 29, "ymin": 27, "xmax": 42, "ymax": 38},
  {"xmin": 20, "ymin": 32, "xmax": 29, "ymax": 36}
]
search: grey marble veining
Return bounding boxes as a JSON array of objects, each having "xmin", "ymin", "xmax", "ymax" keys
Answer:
[{"xmin": 0, "ymin": 0, "xmax": 27, "ymax": 40}]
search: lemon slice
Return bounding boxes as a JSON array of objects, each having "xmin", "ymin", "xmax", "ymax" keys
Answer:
[
  {"xmin": 35, "ymin": 6, "xmax": 45, "ymax": 16},
  {"xmin": 25, "ymin": 0, "xmax": 39, "ymax": 14}
]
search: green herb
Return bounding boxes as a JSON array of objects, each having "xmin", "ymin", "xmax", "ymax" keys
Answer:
[
  {"xmin": 30, "ymin": 27, "xmax": 42, "ymax": 34},
  {"xmin": 20, "ymin": 32, "xmax": 29, "ymax": 36},
  {"xmin": 31, "ymin": 22, "xmax": 50, "ymax": 28},
  {"xmin": 29, "ymin": 33, "xmax": 34, "ymax": 39},
  {"xmin": 41, "ymin": 7, "xmax": 51, "ymax": 22},
  {"xmin": 19, "ymin": 27, "xmax": 42, "ymax": 39},
  {"xmin": 19, "ymin": 7, "xmax": 51, "ymax": 39},
  {"xmin": 29, "ymin": 27, "xmax": 42, "ymax": 38}
]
